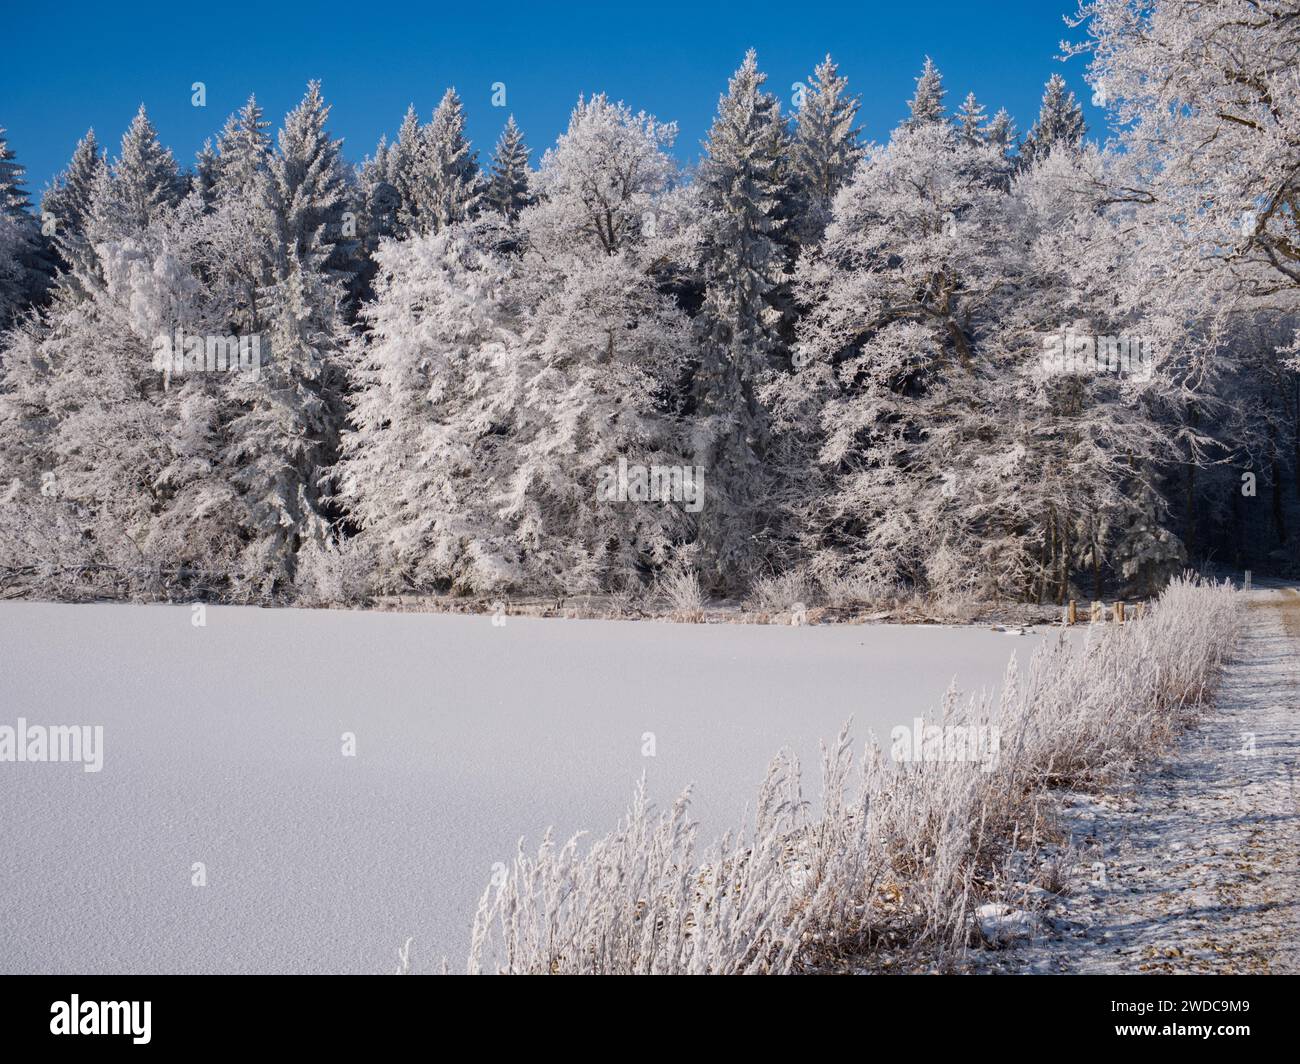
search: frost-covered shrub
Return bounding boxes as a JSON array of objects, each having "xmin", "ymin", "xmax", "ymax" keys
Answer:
[
  {"xmin": 747, "ymin": 569, "xmax": 813, "ymax": 611},
  {"xmin": 293, "ymin": 536, "xmax": 373, "ymax": 606},
  {"xmin": 657, "ymin": 566, "xmax": 704, "ymax": 613}
]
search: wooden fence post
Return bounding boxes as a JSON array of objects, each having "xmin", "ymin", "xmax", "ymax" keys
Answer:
[
  {"xmin": 1067, "ymin": 600, "xmax": 1077, "ymax": 625},
  {"xmin": 1135, "ymin": 601, "xmax": 1145, "ymax": 621},
  {"xmin": 1115, "ymin": 601, "xmax": 1125, "ymax": 624},
  {"xmin": 1090, "ymin": 600, "xmax": 1102, "ymax": 623}
]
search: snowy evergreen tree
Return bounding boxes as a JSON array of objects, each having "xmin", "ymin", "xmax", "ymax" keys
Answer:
[
  {"xmin": 0, "ymin": 128, "xmax": 48, "ymax": 323},
  {"xmin": 0, "ymin": 213, "xmax": 34, "ymax": 326},
  {"xmin": 354, "ymin": 137, "xmax": 401, "ymax": 285},
  {"xmin": 905, "ymin": 57, "xmax": 947, "ymax": 128},
  {"xmin": 985, "ymin": 108, "xmax": 1017, "ymax": 155},
  {"xmin": 956, "ymin": 92, "xmax": 988, "ymax": 145},
  {"xmin": 214, "ymin": 96, "xmax": 272, "ymax": 198},
  {"xmin": 421, "ymin": 88, "xmax": 483, "ymax": 232},
  {"xmin": 41, "ymin": 129, "xmax": 104, "ymax": 247},
  {"xmin": 486, "ymin": 115, "xmax": 533, "ymax": 220},
  {"xmin": 193, "ymin": 139, "xmax": 220, "ymax": 209},
  {"xmin": 0, "ymin": 128, "xmax": 34, "ymax": 215},
  {"xmin": 1019, "ymin": 74, "xmax": 1086, "ymax": 169},
  {"xmin": 386, "ymin": 90, "xmax": 483, "ymax": 238},
  {"xmin": 791, "ymin": 55, "xmax": 862, "ymax": 246},
  {"xmin": 693, "ymin": 50, "xmax": 795, "ymax": 588},
  {"xmin": 389, "ymin": 104, "xmax": 426, "ymax": 237},
  {"xmin": 226, "ymin": 81, "xmax": 355, "ymax": 591},
  {"xmin": 89, "ymin": 106, "xmax": 184, "ymax": 239},
  {"xmin": 781, "ymin": 110, "xmax": 1014, "ymax": 595},
  {"xmin": 261, "ymin": 82, "xmax": 355, "ymax": 285}
]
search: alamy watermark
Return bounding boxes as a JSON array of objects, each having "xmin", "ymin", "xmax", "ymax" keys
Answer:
[
  {"xmin": 152, "ymin": 328, "xmax": 262, "ymax": 379},
  {"xmin": 890, "ymin": 718, "xmax": 1001, "ymax": 773},
  {"xmin": 596, "ymin": 457, "xmax": 705, "ymax": 513},
  {"xmin": 0, "ymin": 717, "xmax": 103, "ymax": 772}
]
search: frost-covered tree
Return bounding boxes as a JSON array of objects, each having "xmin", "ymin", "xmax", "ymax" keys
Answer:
[
  {"xmin": 386, "ymin": 90, "xmax": 482, "ymax": 238},
  {"xmin": 1073, "ymin": 0, "xmax": 1300, "ymax": 569},
  {"xmin": 486, "ymin": 115, "xmax": 533, "ymax": 220},
  {"xmin": 987, "ymin": 146, "xmax": 1185, "ymax": 599},
  {"xmin": 1019, "ymin": 74, "xmax": 1086, "ymax": 169},
  {"xmin": 226, "ymin": 249, "xmax": 339, "ymax": 592},
  {"xmin": 905, "ymin": 57, "xmax": 947, "ymax": 128},
  {"xmin": 791, "ymin": 55, "xmax": 862, "ymax": 247},
  {"xmin": 0, "ymin": 214, "xmax": 35, "ymax": 326},
  {"xmin": 779, "ymin": 111, "xmax": 1015, "ymax": 595},
  {"xmin": 261, "ymin": 82, "xmax": 355, "ymax": 286},
  {"xmin": 0, "ymin": 128, "xmax": 48, "ymax": 323},
  {"xmin": 985, "ymin": 108, "xmax": 1018, "ymax": 155},
  {"xmin": 526, "ymin": 94, "xmax": 677, "ymax": 255},
  {"xmin": 338, "ymin": 227, "xmax": 522, "ymax": 592},
  {"xmin": 89, "ymin": 106, "xmax": 184, "ymax": 240},
  {"xmin": 0, "ymin": 191, "xmax": 247, "ymax": 597},
  {"xmin": 214, "ymin": 96, "xmax": 272, "ymax": 198},
  {"xmin": 422, "ymin": 88, "xmax": 483, "ymax": 231},
  {"xmin": 41, "ymin": 129, "xmax": 104, "ymax": 247},
  {"xmin": 354, "ymin": 137, "xmax": 401, "ymax": 281},
  {"xmin": 506, "ymin": 96, "xmax": 694, "ymax": 592},
  {"xmin": 1076, "ymin": 0, "xmax": 1300, "ymax": 299},
  {"xmin": 0, "ymin": 127, "xmax": 34, "ymax": 216},
  {"xmin": 193, "ymin": 139, "xmax": 220, "ymax": 209},
  {"xmin": 389, "ymin": 104, "xmax": 426, "ymax": 237},
  {"xmin": 693, "ymin": 51, "xmax": 795, "ymax": 588},
  {"xmin": 227, "ymin": 82, "xmax": 355, "ymax": 591},
  {"xmin": 955, "ymin": 92, "xmax": 988, "ymax": 145}
]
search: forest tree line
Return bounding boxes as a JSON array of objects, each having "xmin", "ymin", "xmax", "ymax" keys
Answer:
[{"xmin": 0, "ymin": 0, "xmax": 1296, "ymax": 606}]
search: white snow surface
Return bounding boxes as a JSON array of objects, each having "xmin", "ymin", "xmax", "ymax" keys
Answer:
[{"xmin": 0, "ymin": 601, "xmax": 1051, "ymax": 973}]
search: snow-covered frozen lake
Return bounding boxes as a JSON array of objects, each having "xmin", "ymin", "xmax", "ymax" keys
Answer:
[{"xmin": 0, "ymin": 601, "xmax": 1053, "ymax": 973}]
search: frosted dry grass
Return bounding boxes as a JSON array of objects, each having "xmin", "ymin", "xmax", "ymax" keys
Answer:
[
  {"xmin": 467, "ymin": 760, "xmax": 813, "ymax": 974},
  {"xmin": 656, "ymin": 566, "xmax": 705, "ymax": 616},
  {"xmin": 464, "ymin": 576, "xmax": 1241, "ymax": 974},
  {"xmin": 748, "ymin": 570, "xmax": 813, "ymax": 611}
]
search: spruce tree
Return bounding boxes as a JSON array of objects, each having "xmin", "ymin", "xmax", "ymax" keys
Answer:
[
  {"xmin": 1020, "ymin": 74, "xmax": 1086, "ymax": 168},
  {"xmin": 792, "ymin": 55, "xmax": 862, "ymax": 246},
  {"xmin": 956, "ymin": 92, "xmax": 988, "ymax": 145},
  {"xmin": 421, "ymin": 88, "xmax": 483, "ymax": 232},
  {"xmin": 0, "ymin": 128, "xmax": 52, "ymax": 321},
  {"xmin": 194, "ymin": 139, "xmax": 220, "ymax": 209},
  {"xmin": 92, "ymin": 106, "xmax": 184, "ymax": 238},
  {"xmin": 693, "ymin": 50, "xmax": 792, "ymax": 588},
  {"xmin": 261, "ymin": 82, "xmax": 355, "ymax": 286},
  {"xmin": 390, "ymin": 104, "xmax": 425, "ymax": 236},
  {"xmin": 985, "ymin": 108, "xmax": 1017, "ymax": 154},
  {"xmin": 215, "ymin": 96, "xmax": 272, "ymax": 198},
  {"xmin": 906, "ymin": 57, "xmax": 947, "ymax": 128},
  {"xmin": 42, "ymin": 129, "xmax": 104, "ymax": 244},
  {"xmin": 0, "ymin": 127, "xmax": 34, "ymax": 215},
  {"xmin": 222, "ymin": 82, "xmax": 355, "ymax": 591},
  {"xmin": 486, "ymin": 115, "xmax": 533, "ymax": 220}
]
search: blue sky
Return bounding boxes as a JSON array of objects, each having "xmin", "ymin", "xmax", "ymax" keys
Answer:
[{"xmin": 1, "ymin": 0, "xmax": 1101, "ymax": 197}]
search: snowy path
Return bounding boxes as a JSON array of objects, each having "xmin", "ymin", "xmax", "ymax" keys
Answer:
[
  {"xmin": 987, "ymin": 589, "xmax": 1300, "ymax": 974},
  {"xmin": 0, "ymin": 601, "xmax": 1045, "ymax": 974}
]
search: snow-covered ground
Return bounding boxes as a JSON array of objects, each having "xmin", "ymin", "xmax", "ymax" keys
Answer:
[{"xmin": 0, "ymin": 601, "xmax": 1053, "ymax": 973}]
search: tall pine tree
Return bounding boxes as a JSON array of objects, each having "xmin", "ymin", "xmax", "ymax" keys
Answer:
[
  {"xmin": 693, "ymin": 50, "xmax": 793, "ymax": 588},
  {"xmin": 486, "ymin": 115, "xmax": 533, "ymax": 220},
  {"xmin": 791, "ymin": 55, "xmax": 862, "ymax": 246}
]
